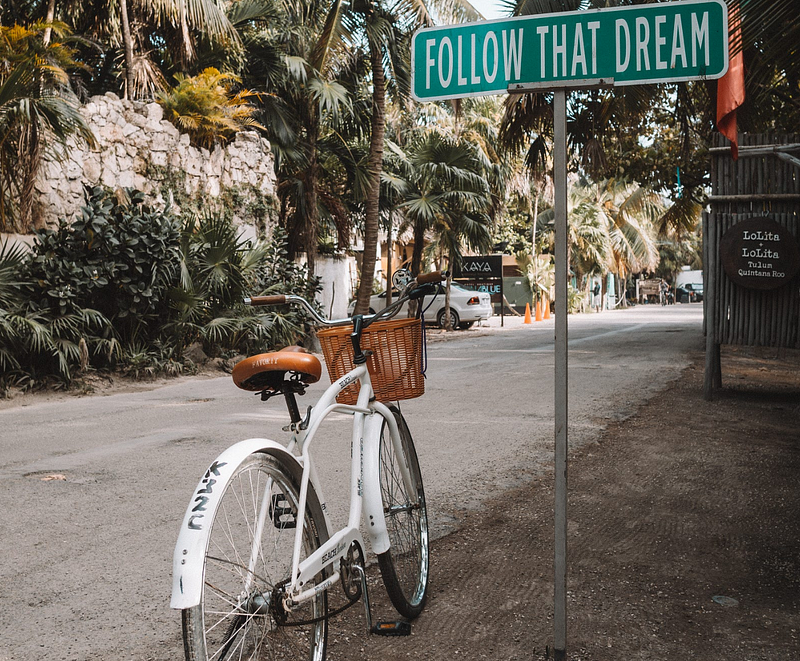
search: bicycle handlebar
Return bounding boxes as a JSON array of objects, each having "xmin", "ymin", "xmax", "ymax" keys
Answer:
[
  {"xmin": 244, "ymin": 270, "xmax": 448, "ymax": 327},
  {"xmin": 416, "ymin": 270, "xmax": 448, "ymax": 285},
  {"xmin": 246, "ymin": 294, "xmax": 286, "ymax": 306}
]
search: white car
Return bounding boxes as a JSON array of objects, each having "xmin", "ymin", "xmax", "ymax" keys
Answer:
[{"xmin": 348, "ymin": 283, "xmax": 493, "ymax": 329}]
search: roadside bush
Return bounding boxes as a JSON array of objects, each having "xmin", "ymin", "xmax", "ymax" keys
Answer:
[
  {"xmin": 21, "ymin": 187, "xmax": 181, "ymax": 349},
  {"xmin": 245, "ymin": 225, "xmax": 322, "ymax": 352},
  {"xmin": 167, "ymin": 218, "xmax": 321, "ymax": 357},
  {"xmin": 2, "ymin": 188, "xmax": 321, "ymax": 393},
  {"xmin": 156, "ymin": 68, "xmax": 263, "ymax": 149},
  {"xmin": 0, "ymin": 239, "xmax": 108, "ymax": 392}
]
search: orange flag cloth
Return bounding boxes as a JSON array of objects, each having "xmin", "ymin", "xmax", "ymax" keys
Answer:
[{"xmin": 716, "ymin": 1, "xmax": 744, "ymax": 160}]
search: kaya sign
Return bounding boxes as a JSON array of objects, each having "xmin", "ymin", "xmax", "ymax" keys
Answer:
[
  {"xmin": 719, "ymin": 217, "xmax": 800, "ymax": 290},
  {"xmin": 454, "ymin": 255, "xmax": 504, "ymax": 300},
  {"xmin": 412, "ymin": 0, "xmax": 728, "ymax": 101},
  {"xmin": 457, "ymin": 255, "xmax": 503, "ymax": 279}
]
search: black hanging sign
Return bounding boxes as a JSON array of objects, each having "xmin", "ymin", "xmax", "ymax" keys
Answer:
[
  {"xmin": 454, "ymin": 254, "xmax": 505, "ymax": 325},
  {"xmin": 719, "ymin": 217, "xmax": 800, "ymax": 290},
  {"xmin": 455, "ymin": 255, "xmax": 503, "ymax": 279}
]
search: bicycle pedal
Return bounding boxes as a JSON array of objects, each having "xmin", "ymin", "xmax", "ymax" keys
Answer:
[
  {"xmin": 371, "ymin": 621, "xmax": 411, "ymax": 636},
  {"xmin": 270, "ymin": 493, "xmax": 297, "ymax": 529}
]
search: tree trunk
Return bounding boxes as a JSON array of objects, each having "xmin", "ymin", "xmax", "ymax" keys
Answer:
[
  {"xmin": 532, "ymin": 186, "xmax": 540, "ymax": 303},
  {"xmin": 43, "ymin": 0, "xmax": 56, "ymax": 45},
  {"xmin": 410, "ymin": 217, "xmax": 425, "ymax": 277},
  {"xmin": 17, "ymin": 120, "xmax": 42, "ymax": 232},
  {"xmin": 305, "ymin": 125, "xmax": 319, "ymax": 278},
  {"xmin": 353, "ymin": 38, "xmax": 386, "ymax": 315},
  {"xmin": 119, "ymin": 0, "xmax": 136, "ymax": 99}
]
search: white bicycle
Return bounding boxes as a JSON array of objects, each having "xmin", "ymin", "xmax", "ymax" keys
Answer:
[{"xmin": 171, "ymin": 269, "xmax": 443, "ymax": 661}]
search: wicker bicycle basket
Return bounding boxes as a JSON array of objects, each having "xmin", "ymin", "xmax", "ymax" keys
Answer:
[{"xmin": 317, "ymin": 317, "xmax": 424, "ymax": 405}]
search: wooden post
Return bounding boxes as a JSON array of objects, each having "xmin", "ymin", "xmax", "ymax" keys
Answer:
[{"xmin": 704, "ymin": 205, "xmax": 720, "ymax": 399}]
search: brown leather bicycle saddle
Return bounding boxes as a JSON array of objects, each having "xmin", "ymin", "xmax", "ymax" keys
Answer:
[{"xmin": 232, "ymin": 346, "xmax": 322, "ymax": 392}]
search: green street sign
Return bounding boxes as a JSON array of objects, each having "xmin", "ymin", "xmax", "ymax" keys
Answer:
[{"xmin": 411, "ymin": 0, "xmax": 728, "ymax": 101}]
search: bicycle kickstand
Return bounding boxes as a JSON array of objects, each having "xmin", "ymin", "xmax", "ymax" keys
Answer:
[{"xmin": 351, "ymin": 564, "xmax": 411, "ymax": 637}]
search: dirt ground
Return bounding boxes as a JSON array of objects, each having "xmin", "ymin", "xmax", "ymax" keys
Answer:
[
  {"xmin": 3, "ymin": 339, "xmax": 798, "ymax": 660},
  {"xmin": 324, "ymin": 346, "xmax": 800, "ymax": 660}
]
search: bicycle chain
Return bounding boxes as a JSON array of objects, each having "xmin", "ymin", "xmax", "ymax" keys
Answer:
[
  {"xmin": 271, "ymin": 581, "xmax": 361, "ymax": 627},
  {"xmin": 270, "ymin": 547, "xmax": 365, "ymax": 628}
]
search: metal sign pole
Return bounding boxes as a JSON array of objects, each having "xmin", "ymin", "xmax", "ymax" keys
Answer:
[
  {"xmin": 511, "ymin": 79, "xmax": 608, "ymax": 661},
  {"xmin": 552, "ymin": 88, "xmax": 568, "ymax": 661}
]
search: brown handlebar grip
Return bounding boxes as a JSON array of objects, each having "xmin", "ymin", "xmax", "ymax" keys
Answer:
[
  {"xmin": 416, "ymin": 270, "xmax": 448, "ymax": 285},
  {"xmin": 247, "ymin": 295, "xmax": 286, "ymax": 306}
]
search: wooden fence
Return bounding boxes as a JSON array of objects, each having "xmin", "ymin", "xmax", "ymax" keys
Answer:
[{"xmin": 704, "ymin": 133, "xmax": 800, "ymax": 398}]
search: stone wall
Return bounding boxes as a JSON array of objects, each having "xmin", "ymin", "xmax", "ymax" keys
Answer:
[{"xmin": 33, "ymin": 92, "xmax": 276, "ymax": 237}]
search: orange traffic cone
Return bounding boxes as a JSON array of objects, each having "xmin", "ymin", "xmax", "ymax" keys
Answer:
[
  {"xmin": 543, "ymin": 296, "xmax": 550, "ymax": 319},
  {"xmin": 535, "ymin": 299, "xmax": 543, "ymax": 321},
  {"xmin": 524, "ymin": 303, "xmax": 532, "ymax": 324}
]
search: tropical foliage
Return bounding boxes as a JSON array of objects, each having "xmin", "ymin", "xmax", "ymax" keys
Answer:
[
  {"xmin": 0, "ymin": 22, "xmax": 96, "ymax": 232},
  {"xmin": 157, "ymin": 68, "xmax": 263, "ymax": 149},
  {"xmin": 501, "ymin": 0, "xmax": 800, "ymax": 217},
  {"xmin": 1, "ymin": 187, "xmax": 319, "ymax": 392},
  {"xmin": 1, "ymin": 0, "xmax": 799, "ymax": 382}
]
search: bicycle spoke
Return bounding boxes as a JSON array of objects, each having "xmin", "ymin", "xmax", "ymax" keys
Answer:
[{"xmin": 183, "ymin": 454, "xmax": 327, "ymax": 661}]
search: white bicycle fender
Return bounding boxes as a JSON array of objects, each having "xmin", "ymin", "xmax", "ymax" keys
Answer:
[
  {"xmin": 362, "ymin": 413, "xmax": 391, "ymax": 555},
  {"xmin": 170, "ymin": 438, "xmax": 301, "ymax": 610}
]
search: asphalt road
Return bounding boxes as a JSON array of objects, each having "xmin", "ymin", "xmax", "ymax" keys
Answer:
[{"xmin": 0, "ymin": 303, "xmax": 703, "ymax": 661}]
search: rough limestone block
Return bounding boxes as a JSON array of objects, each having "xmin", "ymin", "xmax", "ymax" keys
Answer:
[
  {"xmin": 206, "ymin": 177, "xmax": 221, "ymax": 197},
  {"xmin": 83, "ymin": 157, "xmax": 102, "ymax": 182},
  {"xmin": 66, "ymin": 159, "xmax": 83, "ymax": 180},
  {"xmin": 151, "ymin": 151, "xmax": 168, "ymax": 167},
  {"xmin": 160, "ymin": 121, "xmax": 180, "ymax": 138},
  {"xmin": 101, "ymin": 167, "xmax": 116, "ymax": 188},
  {"xmin": 117, "ymin": 155, "xmax": 133, "ymax": 173},
  {"xmin": 146, "ymin": 103, "xmax": 163, "ymax": 122},
  {"xmin": 118, "ymin": 170, "xmax": 134, "ymax": 188}
]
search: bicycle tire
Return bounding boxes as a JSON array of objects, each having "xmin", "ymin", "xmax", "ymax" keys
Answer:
[
  {"xmin": 181, "ymin": 452, "xmax": 329, "ymax": 661},
  {"xmin": 376, "ymin": 406, "xmax": 430, "ymax": 618}
]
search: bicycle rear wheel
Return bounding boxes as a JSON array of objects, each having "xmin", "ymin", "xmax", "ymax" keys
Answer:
[
  {"xmin": 376, "ymin": 406, "xmax": 430, "ymax": 618},
  {"xmin": 182, "ymin": 452, "xmax": 329, "ymax": 661}
]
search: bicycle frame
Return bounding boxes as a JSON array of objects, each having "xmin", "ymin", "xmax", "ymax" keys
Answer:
[{"xmin": 170, "ymin": 359, "xmax": 417, "ymax": 611}]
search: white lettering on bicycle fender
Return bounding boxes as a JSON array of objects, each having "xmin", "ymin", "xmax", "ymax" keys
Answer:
[{"xmin": 170, "ymin": 438, "xmax": 300, "ymax": 610}]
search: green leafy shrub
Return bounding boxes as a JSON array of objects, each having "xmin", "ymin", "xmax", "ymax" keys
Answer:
[
  {"xmin": 2, "ymin": 188, "xmax": 321, "ymax": 393},
  {"xmin": 245, "ymin": 226, "xmax": 322, "ymax": 352},
  {"xmin": 167, "ymin": 217, "xmax": 321, "ymax": 357},
  {"xmin": 0, "ymin": 238, "xmax": 109, "ymax": 391},
  {"xmin": 22, "ymin": 187, "xmax": 181, "ymax": 348}
]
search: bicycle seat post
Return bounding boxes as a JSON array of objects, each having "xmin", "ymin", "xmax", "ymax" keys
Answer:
[{"xmin": 283, "ymin": 388, "xmax": 302, "ymax": 425}]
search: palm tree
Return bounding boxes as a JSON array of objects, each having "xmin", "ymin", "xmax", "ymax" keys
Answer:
[
  {"xmin": 31, "ymin": 0, "xmax": 238, "ymax": 99},
  {"xmin": 0, "ymin": 237, "xmax": 109, "ymax": 388},
  {"xmin": 0, "ymin": 22, "xmax": 96, "ymax": 232},
  {"xmin": 237, "ymin": 0, "xmax": 353, "ymax": 276},
  {"xmin": 537, "ymin": 176, "xmax": 662, "ymax": 301},
  {"xmin": 349, "ymin": 0, "xmax": 483, "ymax": 315},
  {"xmin": 501, "ymin": 0, "xmax": 800, "ymax": 214},
  {"xmin": 389, "ymin": 130, "xmax": 493, "ymax": 328}
]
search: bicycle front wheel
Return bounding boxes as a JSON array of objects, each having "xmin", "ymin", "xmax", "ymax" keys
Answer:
[
  {"xmin": 182, "ymin": 452, "xmax": 329, "ymax": 661},
  {"xmin": 377, "ymin": 406, "xmax": 430, "ymax": 618}
]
